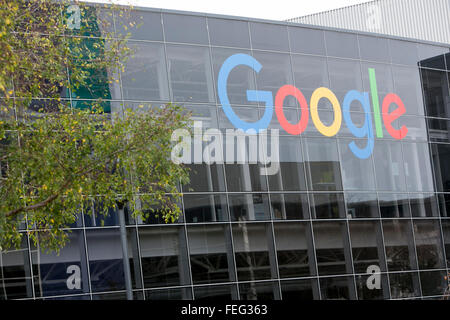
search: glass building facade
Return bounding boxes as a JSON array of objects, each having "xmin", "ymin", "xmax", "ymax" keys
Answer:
[{"xmin": 1, "ymin": 5, "xmax": 450, "ymax": 300}]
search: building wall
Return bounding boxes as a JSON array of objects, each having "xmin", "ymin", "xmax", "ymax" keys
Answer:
[
  {"xmin": 1, "ymin": 5, "xmax": 450, "ymax": 300},
  {"xmin": 288, "ymin": 0, "xmax": 450, "ymax": 45}
]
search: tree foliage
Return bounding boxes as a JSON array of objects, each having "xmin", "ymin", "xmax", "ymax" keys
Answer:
[{"xmin": 0, "ymin": 0, "xmax": 191, "ymax": 252}]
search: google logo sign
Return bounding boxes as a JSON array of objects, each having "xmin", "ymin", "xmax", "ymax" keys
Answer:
[{"xmin": 218, "ymin": 54, "xmax": 408, "ymax": 160}]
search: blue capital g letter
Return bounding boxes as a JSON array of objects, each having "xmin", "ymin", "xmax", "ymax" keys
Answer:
[{"xmin": 218, "ymin": 54, "xmax": 273, "ymax": 133}]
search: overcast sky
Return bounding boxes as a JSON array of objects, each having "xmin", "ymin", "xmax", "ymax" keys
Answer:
[{"xmin": 83, "ymin": 0, "xmax": 371, "ymax": 21}]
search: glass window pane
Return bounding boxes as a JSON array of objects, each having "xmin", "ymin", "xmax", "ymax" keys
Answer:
[
  {"xmin": 288, "ymin": 27, "xmax": 325, "ymax": 55},
  {"xmin": 183, "ymin": 164, "xmax": 226, "ymax": 193},
  {"xmin": 389, "ymin": 40, "xmax": 419, "ymax": 66},
  {"xmin": 184, "ymin": 194, "xmax": 229, "ymax": 223},
  {"xmin": 420, "ymin": 271, "xmax": 448, "ymax": 297},
  {"xmin": 431, "ymin": 143, "xmax": 450, "ymax": 192},
  {"xmin": 212, "ymin": 48, "xmax": 257, "ymax": 106},
  {"xmin": 310, "ymin": 193, "xmax": 346, "ymax": 220},
  {"xmin": 239, "ymin": 281, "xmax": 279, "ymax": 300},
  {"xmin": 319, "ymin": 276, "xmax": 354, "ymax": 300},
  {"xmin": 225, "ymin": 164, "xmax": 268, "ymax": 192},
  {"xmin": 361, "ymin": 62, "xmax": 394, "ymax": 95},
  {"xmin": 313, "ymin": 222, "xmax": 351, "ymax": 276},
  {"xmin": 428, "ymin": 118, "xmax": 450, "ymax": 143},
  {"xmin": 421, "ymin": 68, "xmax": 450, "ymax": 119},
  {"xmin": 325, "ymin": 31, "xmax": 359, "ymax": 59},
  {"xmin": 349, "ymin": 221, "xmax": 385, "ymax": 273},
  {"xmin": 270, "ymin": 193, "xmax": 310, "ymax": 220},
  {"xmin": 163, "ymin": 13, "xmax": 208, "ymax": 45},
  {"xmin": 274, "ymin": 222, "xmax": 315, "ymax": 278},
  {"xmin": 304, "ymin": 138, "xmax": 343, "ymax": 191},
  {"xmin": 280, "ymin": 279, "xmax": 318, "ymax": 300},
  {"xmin": 292, "ymin": 55, "xmax": 329, "ymax": 96},
  {"xmin": 232, "ymin": 223, "xmax": 274, "ymax": 281},
  {"xmin": 187, "ymin": 224, "xmax": 233, "ymax": 284},
  {"xmin": 194, "ymin": 284, "xmax": 238, "ymax": 300},
  {"xmin": 339, "ymin": 138, "xmax": 376, "ymax": 191},
  {"xmin": 85, "ymin": 229, "xmax": 125, "ymax": 292},
  {"xmin": 402, "ymin": 143, "xmax": 434, "ymax": 192},
  {"xmin": 346, "ymin": 193, "xmax": 379, "ymax": 219},
  {"xmin": 401, "ymin": 116, "xmax": 428, "ymax": 142},
  {"xmin": 121, "ymin": 42, "xmax": 169, "ymax": 101},
  {"xmin": 229, "ymin": 194, "xmax": 271, "ymax": 222},
  {"xmin": 358, "ymin": 35, "xmax": 390, "ymax": 63},
  {"xmin": 438, "ymin": 194, "xmax": 450, "ymax": 218},
  {"xmin": 409, "ymin": 194, "xmax": 439, "ymax": 218},
  {"xmin": 145, "ymin": 287, "xmax": 192, "ymax": 300},
  {"xmin": 267, "ymin": 136, "xmax": 306, "ymax": 191},
  {"xmin": 379, "ymin": 193, "xmax": 411, "ymax": 218},
  {"xmin": 138, "ymin": 226, "xmax": 191, "ymax": 288},
  {"xmin": 355, "ymin": 273, "xmax": 388, "ymax": 300},
  {"xmin": 382, "ymin": 220, "xmax": 416, "ymax": 272},
  {"xmin": 328, "ymin": 58, "xmax": 363, "ymax": 103},
  {"xmin": 389, "ymin": 272, "xmax": 421, "ymax": 299},
  {"xmin": 208, "ymin": 18, "xmax": 250, "ymax": 48},
  {"xmin": 166, "ymin": 44, "xmax": 215, "ymax": 103},
  {"xmin": 413, "ymin": 220, "xmax": 445, "ymax": 270},
  {"xmin": 115, "ymin": 10, "xmax": 163, "ymax": 41},
  {"xmin": 249, "ymin": 22, "xmax": 289, "ymax": 52},
  {"xmin": 418, "ymin": 44, "xmax": 447, "ymax": 70},
  {"xmin": 391, "ymin": 65, "xmax": 425, "ymax": 116},
  {"xmin": 373, "ymin": 140, "xmax": 406, "ymax": 192},
  {"xmin": 442, "ymin": 220, "xmax": 450, "ymax": 267}
]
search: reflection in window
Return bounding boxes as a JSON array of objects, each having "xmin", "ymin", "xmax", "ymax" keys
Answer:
[
  {"xmin": 232, "ymin": 223, "xmax": 274, "ymax": 282},
  {"xmin": 389, "ymin": 40, "xmax": 419, "ymax": 66},
  {"xmin": 325, "ymin": 31, "xmax": 359, "ymax": 59},
  {"xmin": 355, "ymin": 273, "xmax": 387, "ymax": 300},
  {"xmin": 292, "ymin": 55, "xmax": 329, "ymax": 94},
  {"xmin": 138, "ymin": 226, "xmax": 190, "ymax": 289},
  {"xmin": 280, "ymin": 279, "xmax": 318, "ymax": 300},
  {"xmin": 421, "ymin": 68, "xmax": 450, "ymax": 119},
  {"xmin": 304, "ymin": 138, "xmax": 343, "ymax": 191},
  {"xmin": 373, "ymin": 140, "xmax": 406, "ymax": 192},
  {"xmin": 358, "ymin": 35, "xmax": 390, "ymax": 63},
  {"xmin": 327, "ymin": 58, "xmax": 363, "ymax": 101},
  {"xmin": 428, "ymin": 118, "xmax": 450, "ymax": 143},
  {"xmin": 431, "ymin": 143, "xmax": 450, "ymax": 192},
  {"xmin": 339, "ymin": 139, "xmax": 376, "ymax": 191},
  {"xmin": 115, "ymin": 10, "xmax": 163, "ymax": 41},
  {"xmin": 310, "ymin": 193, "xmax": 346, "ymax": 220},
  {"xmin": 402, "ymin": 143, "xmax": 434, "ymax": 192},
  {"xmin": 163, "ymin": 14, "xmax": 208, "ymax": 45},
  {"xmin": 438, "ymin": 194, "xmax": 450, "ymax": 218},
  {"xmin": 249, "ymin": 22, "xmax": 289, "ymax": 52},
  {"xmin": 184, "ymin": 194, "xmax": 229, "ymax": 223},
  {"xmin": 274, "ymin": 222, "xmax": 315, "ymax": 278},
  {"xmin": 121, "ymin": 42, "xmax": 169, "ymax": 101},
  {"xmin": 208, "ymin": 18, "xmax": 250, "ymax": 48},
  {"xmin": 194, "ymin": 284, "xmax": 238, "ymax": 300},
  {"xmin": 145, "ymin": 287, "xmax": 192, "ymax": 300},
  {"xmin": 267, "ymin": 137, "xmax": 306, "ymax": 191},
  {"xmin": 409, "ymin": 194, "xmax": 439, "ymax": 217},
  {"xmin": 288, "ymin": 27, "xmax": 325, "ymax": 55},
  {"xmin": 442, "ymin": 221, "xmax": 450, "ymax": 268},
  {"xmin": 346, "ymin": 193, "xmax": 379, "ymax": 218},
  {"xmin": 270, "ymin": 193, "xmax": 310, "ymax": 220},
  {"xmin": 378, "ymin": 193, "xmax": 410, "ymax": 218},
  {"xmin": 382, "ymin": 220, "xmax": 416, "ymax": 272},
  {"xmin": 166, "ymin": 44, "xmax": 215, "ymax": 103},
  {"xmin": 420, "ymin": 271, "xmax": 448, "ymax": 297},
  {"xmin": 239, "ymin": 281, "xmax": 279, "ymax": 300},
  {"xmin": 187, "ymin": 224, "xmax": 234, "ymax": 285},
  {"xmin": 1, "ymin": 236, "xmax": 33, "ymax": 300},
  {"xmin": 313, "ymin": 222, "xmax": 351, "ymax": 276},
  {"xmin": 32, "ymin": 231, "xmax": 88, "ymax": 298},
  {"xmin": 413, "ymin": 221, "xmax": 445, "ymax": 270},
  {"xmin": 229, "ymin": 194, "xmax": 271, "ymax": 222},
  {"xmin": 349, "ymin": 221, "xmax": 385, "ymax": 273},
  {"xmin": 391, "ymin": 65, "xmax": 425, "ymax": 116},
  {"xmin": 86, "ymin": 229, "xmax": 125, "ymax": 293},
  {"xmin": 225, "ymin": 164, "xmax": 267, "ymax": 192},
  {"xmin": 389, "ymin": 272, "xmax": 421, "ymax": 299},
  {"xmin": 183, "ymin": 164, "xmax": 226, "ymax": 193},
  {"xmin": 319, "ymin": 276, "xmax": 354, "ymax": 300}
]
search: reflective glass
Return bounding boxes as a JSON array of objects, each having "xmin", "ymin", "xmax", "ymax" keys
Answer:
[
  {"xmin": 327, "ymin": 58, "xmax": 363, "ymax": 102},
  {"xmin": 163, "ymin": 13, "xmax": 208, "ymax": 45},
  {"xmin": 402, "ymin": 143, "xmax": 434, "ymax": 192},
  {"xmin": 313, "ymin": 222, "xmax": 351, "ymax": 276},
  {"xmin": 166, "ymin": 44, "xmax": 215, "ymax": 103},
  {"xmin": 413, "ymin": 220, "xmax": 445, "ymax": 270},
  {"xmin": 319, "ymin": 276, "xmax": 354, "ymax": 300},
  {"xmin": 280, "ymin": 279, "xmax": 318, "ymax": 300},
  {"xmin": 442, "ymin": 220, "xmax": 450, "ymax": 267},
  {"xmin": 187, "ymin": 224, "xmax": 233, "ymax": 284},
  {"xmin": 232, "ymin": 223, "xmax": 274, "ymax": 281},
  {"xmin": 184, "ymin": 194, "xmax": 229, "ymax": 223},
  {"xmin": 208, "ymin": 18, "xmax": 250, "ymax": 48},
  {"xmin": 379, "ymin": 193, "xmax": 411, "ymax": 218},
  {"xmin": 346, "ymin": 193, "xmax": 379, "ymax": 219},
  {"xmin": 274, "ymin": 222, "xmax": 315, "ymax": 278},
  {"xmin": 431, "ymin": 143, "xmax": 450, "ymax": 192},
  {"xmin": 194, "ymin": 284, "xmax": 238, "ymax": 300},
  {"xmin": 121, "ymin": 42, "xmax": 169, "ymax": 101},
  {"xmin": 418, "ymin": 44, "xmax": 447, "ymax": 70},
  {"xmin": 138, "ymin": 226, "xmax": 191, "ymax": 288},
  {"xmin": 358, "ymin": 35, "xmax": 390, "ymax": 63},
  {"xmin": 389, "ymin": 272, "xmax": 421, "ymax": 299},
  {"xmin": 239, "ymin": 281, "xmax": 280, "ymax": 300},
  {"xmin": 382, "ymin": 220, "xmax": 417, "ymax": 271},
  {"xmin": 373, "ymin": 140, "xmax": 406, "ymax": 192},
  {"xmin": 115, "ymin": 10, "xmax": 163, "ymax": 41},
  {"xmin": 145, "ymin": 287, "xmax": 192, "ymax": 300},
  {"xmin": 183, "ymin": 164, "xmax": 226, "ymax": 193},
  {"xmin": 229, "ymin": 194, "xmax": 271, "ymax": 221},
  {"xmin": 438, "ymin": 194, "xmax": 450, "ymax": 218},
  {"xmin": 270, "ymin": 193, "xmax": 310, "ymax": 220},
  {"xmin": 421, "ymin": 68, "xmax": 450, "ymax": 119},
  {"xmin": 409, "ymin": 194, "xmax": 439, "ymax": 217},
  {"xmin": 428, "ymin": 118, "xmax": 450, "ymax": 143},
  {"xmin": 310, "ymin": 193, "xmax": 346, "ymax": 220},
  {"xmin": 355, "ymin": 273, "xmax": 388, "ymax": 300},
  {"xmin": 325, "ymin": 31, "xmax": 359, "ymax": 59},
  {"xmin": 249, "ymin": 22, "xmax": 289, "ymax": 52},
  {"xmin": 288, "ymin": 27, "xmax": 326, "ymax": 55},
  {"xmin": 420, "ymin": 271, "xmax": 448, "ymax": 297}
]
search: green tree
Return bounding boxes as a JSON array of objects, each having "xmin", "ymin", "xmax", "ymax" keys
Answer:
[{"xmin": 0, "ymin": 0, "xmax": 191, "ymax": 253}]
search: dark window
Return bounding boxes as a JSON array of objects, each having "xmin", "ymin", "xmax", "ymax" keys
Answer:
[
  {"xmin": 310, "ymin": 193, "xmax": 346, "ymax": 219},
  {"xmin": 280, "ymin": 279, "xmax": 318, "ymax": 300},
  {"xmin": 418, "ymin": 44, "xmax": 447, "ymax": 70},
  {"xmin": 378, "ymin": 193, "xmax": 411, "ymax": 218},
  {"xmin": 346, "ymin": 193, "xmax": 379, "ymax": 219},
  {"xmin": 270, "ymin": 193, "xmax": 310, "ymax": 220},
  {"xmin": 421, "ymin": 68, "xmax": 450, "ymax": 119},
  {"xmin": 409, "ymin": 194, "xmax": 439, "ymax": 218},
  {"xmin": 382, "ymin": 220, "xmax": 416, "ymax": 272},
  {"xmin": 239, "ymin": 281, "xmax": 279, "ymax": 300},
  {"xmin": 389, "ymin": 40, "xmax": 419, "ymax": 66},
  {"xmin": 229, "ymin": 194, "xmax": 271, "ymax": 221},
  {"xmin": 373, "ymin": 140, "xmax": 406, "ymax": 192},
  {"xmin": 145, "ymin": 287, "xmax": 192, "ymax": 300},
  {"xmin": 413, "ymin": 221, "xmax": 445, "ymax": 270},
  {"xmin": 319, "ymin": 276, "xmax": 354, "ymax": 300},
  {"xmin": 355, "ymin": 273, "xmax": 387, "ymax": 300},
  {"xmin": 442, "ymin": 220, "xmax": 450, "ymax": 267},
  {"xmin": 431, "ymin": 143, "xmax": 450, "ymax": 192},
  {"xmin": 194, "ymin": 284, "xmax": 238, "ymax": 300},
  {"xmin": 420, "ymin": 271, "xmax": 448, "ymax": 297},
  {"xmin": 184, "ymin": 194, "xmax": 229, "ymax": 223},
  {"xmin": 389, "ymin": 272, "xmax": 421, "ymax": 299}
]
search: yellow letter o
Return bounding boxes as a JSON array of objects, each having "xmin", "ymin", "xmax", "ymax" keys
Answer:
[{"xmin": 310, "ymin": 87, "xmax": 342, "ymax": 137}]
